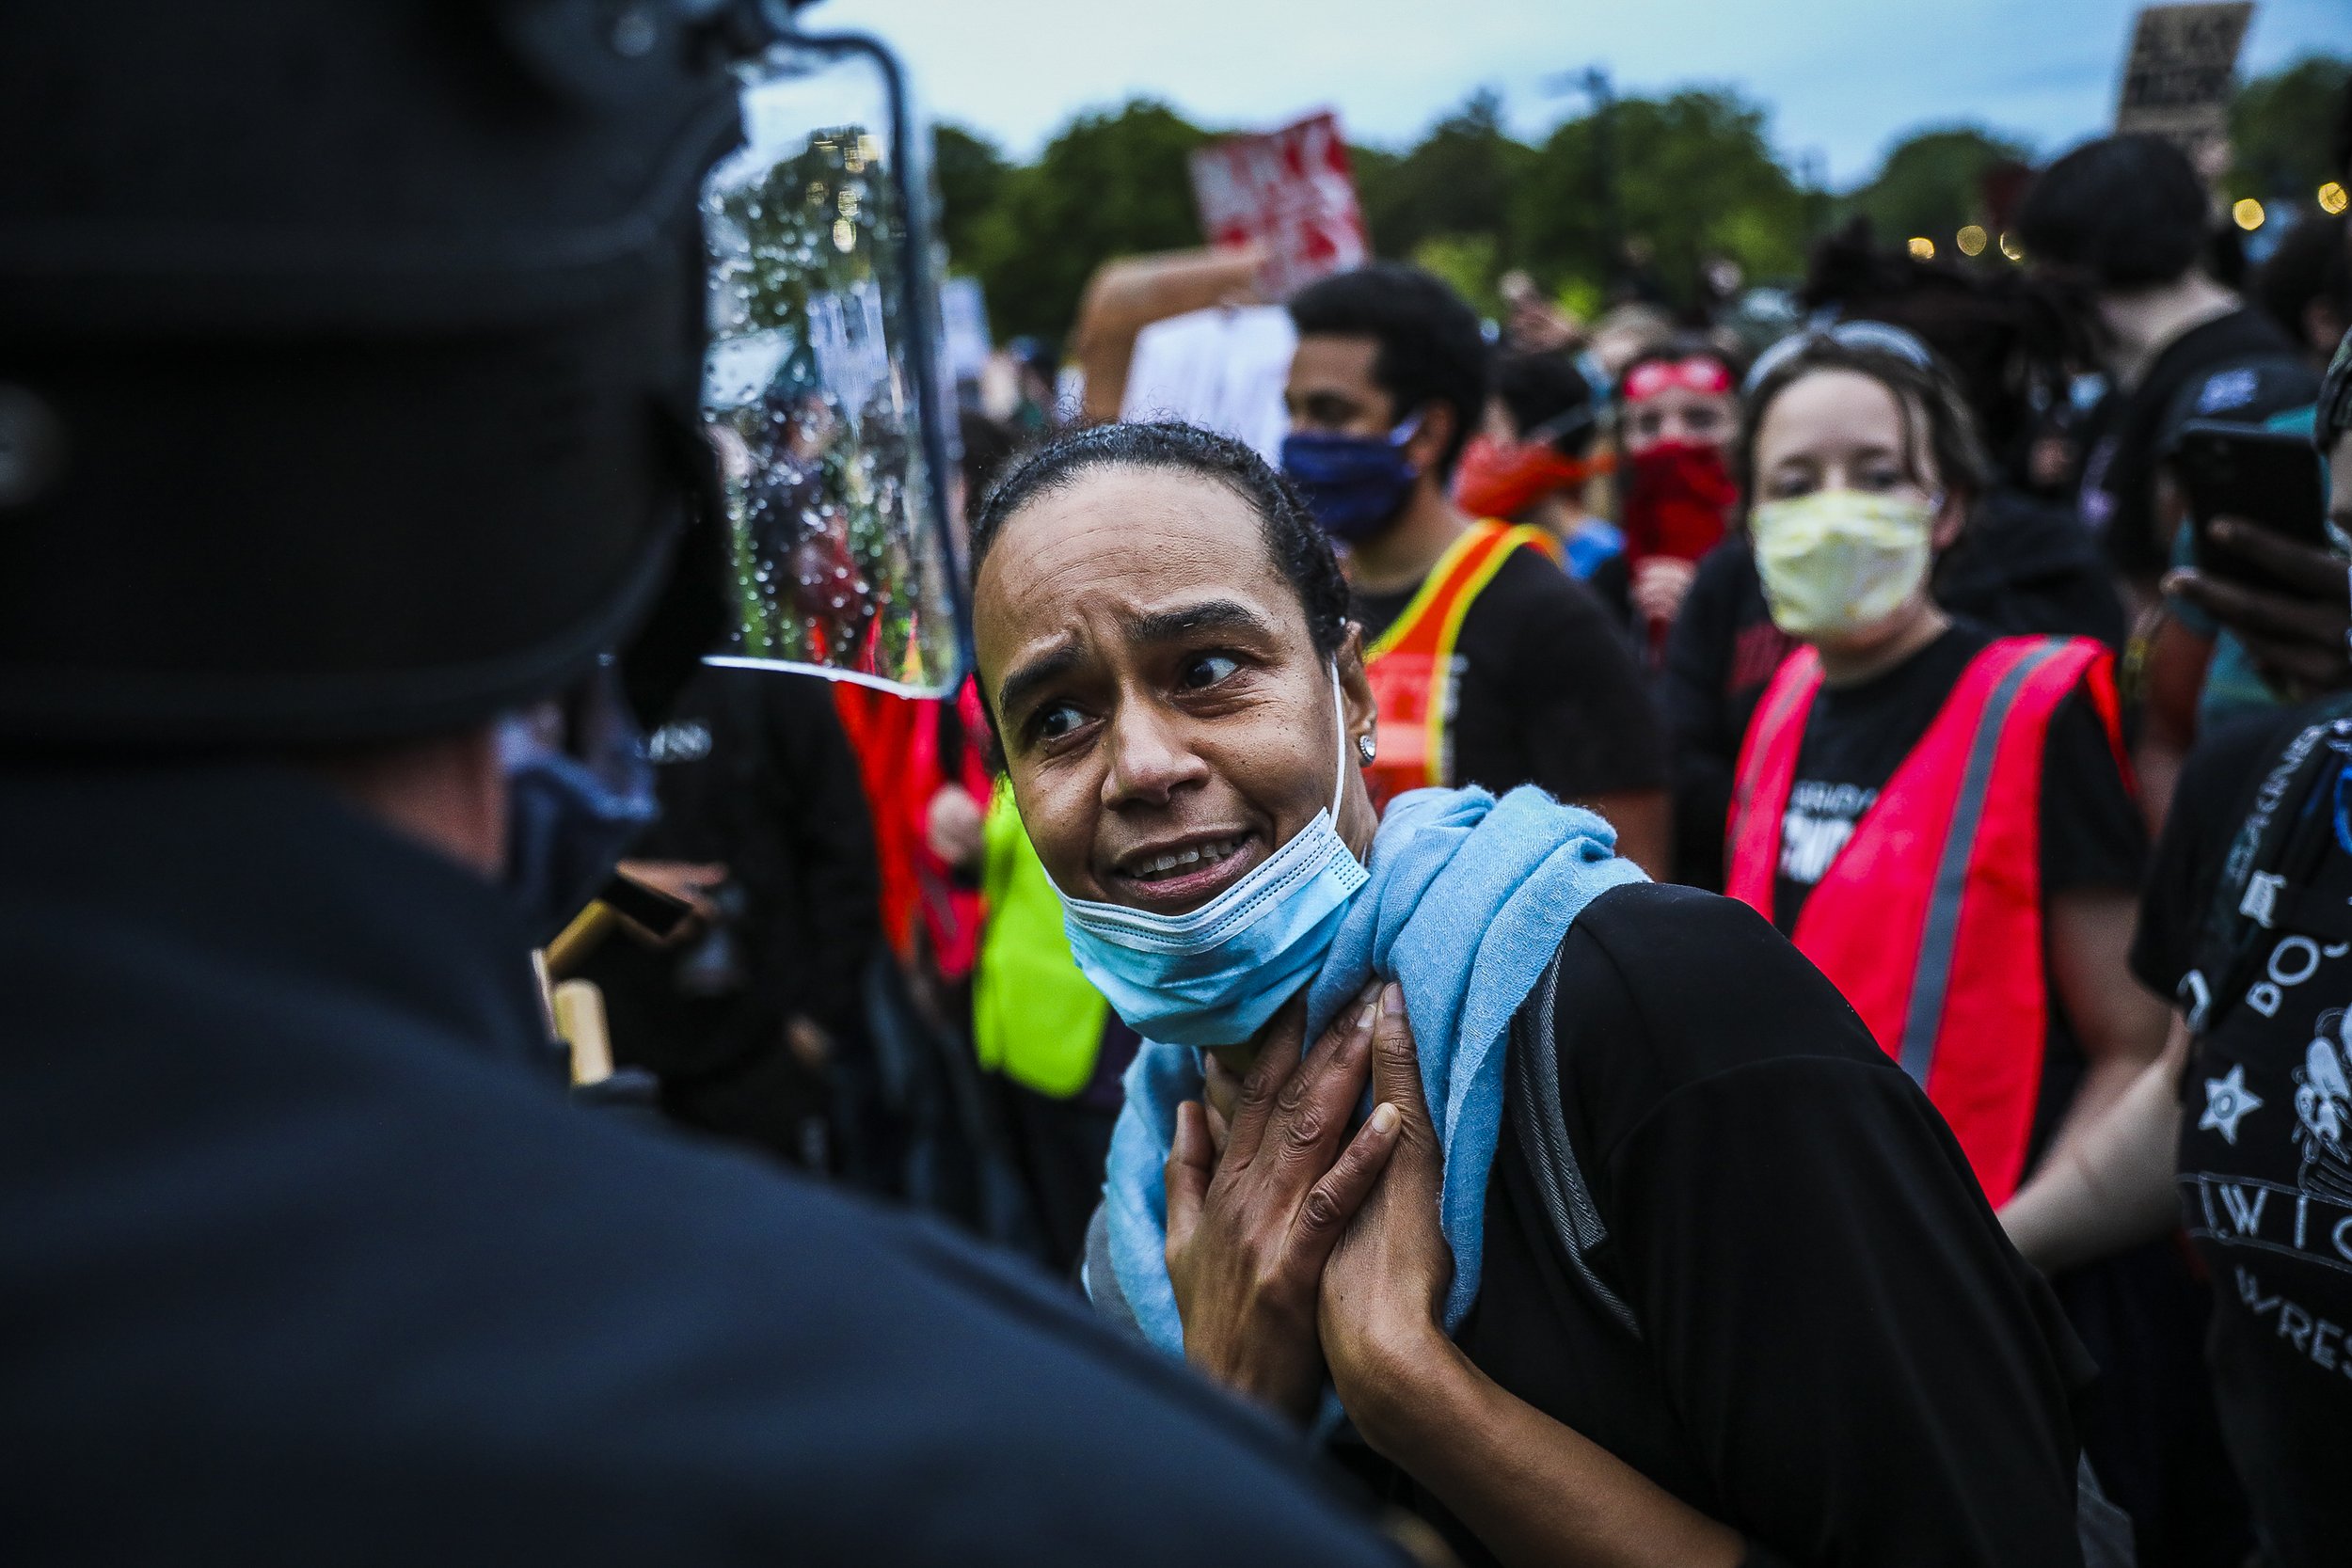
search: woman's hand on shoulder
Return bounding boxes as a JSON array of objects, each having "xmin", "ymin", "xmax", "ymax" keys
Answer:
[
  {"xmin": 1164, "ymin": 984, "xmax": 1405, "ymax": 1422},
  {"xmin": 1319, "ymin": 983, "xmax": 1456, "ymax": 1444}
]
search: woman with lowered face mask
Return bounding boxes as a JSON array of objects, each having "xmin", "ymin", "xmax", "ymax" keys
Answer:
[{"xmin": 970, "ymin": 418, "xmax": 2092, "ymax": 1568}]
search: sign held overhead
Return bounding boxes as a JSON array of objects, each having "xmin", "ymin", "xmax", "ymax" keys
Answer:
[
  {"xmin": 1189, "ymin": 110, "xmax": 1371, "ymax": 301},
  {"xmin": 2115, "ymin": 2, "xmax": 2256, "ymax": 149}
]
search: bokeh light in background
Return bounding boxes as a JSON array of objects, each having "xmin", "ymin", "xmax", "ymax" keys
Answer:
[
  {"xmin": 1997, "ymin": 232, "xmax": 2024, "ymax": 262},
  {"xmin": 1955, "ymin": 224, "xmax": 1987, "ymax": 257},
  {"xmin": 1906, "ymin": 235, "xmax": 1935, "ymax": 260},
  {"xmin": 2232, "ymin": 197, "xmax": 2266, "ymax": 230},
  {"xmin": 2322, "ymin": 182, "xmax": 2349, "ymax": 216}
]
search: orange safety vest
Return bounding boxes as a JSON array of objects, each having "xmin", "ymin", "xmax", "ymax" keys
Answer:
[
  {"xmin": 1361, "ymin": 520, "xmax": 1561, "ymax": 813},
  {"xmin": 1725, "ymin": 635, "xmax": 2124, "ymax": 1205}
]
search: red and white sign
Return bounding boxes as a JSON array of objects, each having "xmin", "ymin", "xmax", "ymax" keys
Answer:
[{"xmin": 1189, "ymin": 110, "xmax": 1370, "ymax": 300}]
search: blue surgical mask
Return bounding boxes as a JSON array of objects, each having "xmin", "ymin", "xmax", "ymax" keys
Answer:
[
  {"xmin": 1055, "ymin": 671, "xmax": 1369, "ymax": 1048},
  {"xmin": 1280, "ymin": 415, "xmax": 1422, "ymax": 544}
]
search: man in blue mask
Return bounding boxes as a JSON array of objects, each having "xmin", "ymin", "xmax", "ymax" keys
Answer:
[{"xmin": 1279, "ymin": 263, "xmax": 1670, "ymax": 874}]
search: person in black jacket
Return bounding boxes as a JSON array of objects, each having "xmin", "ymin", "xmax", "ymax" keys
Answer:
[
  {"xmin": 0, "ymin": 8, "xmax": 1410, "ymax": 1562},
  {"xmin": 584, "ymin": 666, "xmax": 884, "ymax": 1171},
  {"xmin": 2017, "ymin": 135, "xmax": 2314, "ymax": 605}
]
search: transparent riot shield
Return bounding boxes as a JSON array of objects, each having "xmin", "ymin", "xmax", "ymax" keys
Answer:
[{"xmin": 701, "ymin": 24, "xmax": 964, "ymax": 695}]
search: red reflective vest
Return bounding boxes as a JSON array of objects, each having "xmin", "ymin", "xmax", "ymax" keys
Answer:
[
  {"xmin": 1726, "ymin": 635, "xmax": 2123, "ymax": 1204},
  {"xmin": 1361, "ymin": 519, "xmax": 1560, "ymax": 813}
]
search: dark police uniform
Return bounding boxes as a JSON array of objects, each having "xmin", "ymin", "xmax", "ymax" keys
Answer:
[
  {"xmin": 0, "ymin": 760, "xmax": 1398, "ymax": 1563},
  {"xmin": 0, "ymin": 8, "xmax": 1402, "ymax": 1558}
]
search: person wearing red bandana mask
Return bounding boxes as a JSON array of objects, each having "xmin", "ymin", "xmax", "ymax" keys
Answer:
[
  {"xmin": 1454, "ymin": 350, "xmax": 1622, "ymax": 581},
  {"xmin": 1618, "ymin": 340, "xmax": 1742, "ymax": 652}
]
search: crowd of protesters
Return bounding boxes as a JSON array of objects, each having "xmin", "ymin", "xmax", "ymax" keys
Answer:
[
  {"xmin": 596, "ymin": 115, "xmax": 2352, "ymax": 1568},
  {"xmin": 13, "ymin": 4, "xmax": 2352, "ymax": 1563}
]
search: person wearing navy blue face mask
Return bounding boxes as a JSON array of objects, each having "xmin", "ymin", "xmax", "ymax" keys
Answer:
[
  {"xmin": 1279, "ymin": 412, "xmax": 1426, "ymax": 545},
  {"xmin": 970, "ymin": 418, "xmax": 2099, "ymax": 1568},
  {"xmin": 1279, "ymin": 263, "xmax": 1670, "ymax": 877}
]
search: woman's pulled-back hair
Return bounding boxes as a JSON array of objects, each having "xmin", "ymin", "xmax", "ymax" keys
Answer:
[
  {"xmin": 969, "ymin": 420, "xmax": 1352, "ymax": 660},
  {"xmin": 1733, "ymin": 337, "xmax": 1992, "ymax": 515}
]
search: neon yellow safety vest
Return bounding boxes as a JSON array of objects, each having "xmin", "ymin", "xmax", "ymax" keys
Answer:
[{"xmin": 973, "ymin": 790, "xmax": 1108, "ymax": 1099}]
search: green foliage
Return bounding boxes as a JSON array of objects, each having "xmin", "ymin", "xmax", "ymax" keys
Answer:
[
  {"xmin": 1348, "ymin": 143, "xmax": 1401, "ymax": 213},
  {"xmin": 961, "ymin": 99, "xmax": 1213, "ymax": 344},
  {"xmin": 1513, "ymin": 87, "xmax": 1809, "ymax": 309},
  {"xmin": 1351, "ymin": 86, "xmax": 1810, "ymax": 311},
  {"xmin": 713, "ymin": 126, "xmax": 899, "ymax": 335},
  {"xmin": 1554, "ymin": 276, "xmax": 1604, "ymax": 323},
  {"xmin": 2229, "ymin": 54, "xmax": 2351, "ymax": 199},
  {"xmin": 1355, "ymin": 91, "xmax": 1534, "ymax": 269},
  {"xmin": 1410, "ymin": 233, "xmax": 1502, "ymax": 315},
  {"xmin": 1841, "ymin": 125, "xmax": 2032, "ymax": 248},
  {"xmin": 926, "ymin": 60, "xmax": 2352, "ymax": 347},
  {"xmin": 931, "ymin": 121, "xmax": 1010, "ymax": 269}
]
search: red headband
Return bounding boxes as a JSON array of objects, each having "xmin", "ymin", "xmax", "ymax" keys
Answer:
[{"xmin": 1621, "ymin": 356, "xmax": 1733, "ymax": 403}]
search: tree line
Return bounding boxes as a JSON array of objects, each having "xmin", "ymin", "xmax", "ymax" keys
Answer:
[{"xmin": 934, "ymin": 55, "xmax": 2348, "ymax": 350}]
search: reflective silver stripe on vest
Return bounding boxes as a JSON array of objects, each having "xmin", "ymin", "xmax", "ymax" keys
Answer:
[{"xmin": 1895, "ymin": 638, "xmax": 2072, "ymax": 1086}]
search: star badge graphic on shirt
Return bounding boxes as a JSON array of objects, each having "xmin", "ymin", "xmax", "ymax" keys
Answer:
[{"xmin": 2200, "ymin": 1063, "xmax": 2265, "ymax": 1146}]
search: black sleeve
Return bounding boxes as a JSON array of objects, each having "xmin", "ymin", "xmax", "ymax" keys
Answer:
[
  {"xmin": 762, "ymin": 674, "xmax": 882, "ymax": 1037},
  {"xmin": 1489, "ymin": 557, "xmax": 1667, "ymax": 801},
  {"xmin": 1560, "ymin": 886, "xmax": 2088, "ymax": 1568},
  {"xmin": 1934, "ymin": 489, "xmax": 2128, "ymax": 650},
  {"xmin": 2039, "ymin": 679, "xmax": 2147, "ymax": 895},
  {"xmin": 1993, "ymin": 561, "xmax": 2127, "ymax": 651},
  {"xmin": 1660, "ymin": 542, "xmax": 1750, "ymax": 890},
  {"xmin": 2129, "ymin": 710, "xmax": 2291, "ymax": 998},
  {"xmin": 1583, "ymin": 548, "xmax": 1635, "ymax": 630}
]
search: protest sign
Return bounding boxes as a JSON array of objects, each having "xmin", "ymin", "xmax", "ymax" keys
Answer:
[
  {"xmin": 1189, "ymin": 110, "xmax": 1370, "ymax": 300},
  {"xmin": 2114, "ymin": 2, "xmax": 2255, "ymax": 149},
  {"xmin": 939, "ymin": 277, "xmax": 992, "ymax": 387}
]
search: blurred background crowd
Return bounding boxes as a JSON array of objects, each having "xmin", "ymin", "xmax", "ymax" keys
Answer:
[{"xmin": 14, "ymin": 2, "xmax": 2352, "ymax": 1561}]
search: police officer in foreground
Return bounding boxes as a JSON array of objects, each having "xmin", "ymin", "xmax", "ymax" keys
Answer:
[{"xmin": 0, "ymin": 7, "xmax": 1399, "ymax": 1561}]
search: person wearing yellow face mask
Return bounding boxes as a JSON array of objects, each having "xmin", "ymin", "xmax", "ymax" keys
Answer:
[
  {"xmin": 1727, "ymin": 337, "xmax": 2161, "ymax": 1207},
  {"xmin": 1723, "ymin": 336, "xmax": 2247, "ymax": 1553}
]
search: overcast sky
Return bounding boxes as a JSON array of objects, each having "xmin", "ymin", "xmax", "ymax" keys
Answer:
[{"xmin": 814, "ymin": 0, "xmax": 2348, "ymax": 187}]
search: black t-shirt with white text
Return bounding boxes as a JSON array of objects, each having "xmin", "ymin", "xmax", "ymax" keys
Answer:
[
  {"xmin": 2132, "ymin": 707, "xmax": 2352, "ymax": 1568},
  {"xmin": 1353, "ymin": 544, "xmax": 1665, "ymax": 805},
  {"xmin": 1772, "ymin": 623, "xmax": 2146, "ymax": 1167}
]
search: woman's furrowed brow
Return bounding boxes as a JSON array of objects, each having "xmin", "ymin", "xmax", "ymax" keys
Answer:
[
  {"xmin": 994, "ymin": 601, "xmax": 1279, "ymax": 721},
  {"xmin": 1118, "ymin": 599, "xmax": 1278, "ymax": 646},
  {"xmin": 994, "ymin": 640, "xmax": 1081, "ymax": 725}
]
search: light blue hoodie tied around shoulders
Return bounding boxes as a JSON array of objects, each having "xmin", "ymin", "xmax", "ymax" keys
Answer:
[{"xmin": 1093, "ymin": 784, "xmax": 1647, "ymax": 1359}]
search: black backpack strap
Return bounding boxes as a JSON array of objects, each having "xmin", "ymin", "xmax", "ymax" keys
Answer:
[
  {"xmin": 2183, "ymin": 705, "xmax": 2352, "ymax": 1035},
  {"xmin": 1507, "ymin": 940, "xmax": 1641, "ymax": 1339}
]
